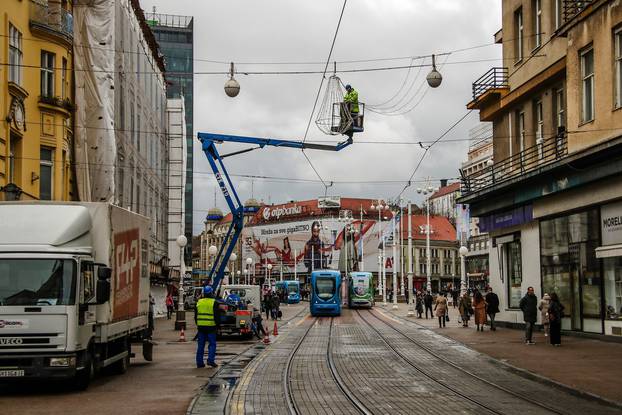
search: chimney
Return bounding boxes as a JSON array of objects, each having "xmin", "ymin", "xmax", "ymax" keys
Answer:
[{"xmin": 440, "ymin": 179, "xmax": 448, "ymax": 188}]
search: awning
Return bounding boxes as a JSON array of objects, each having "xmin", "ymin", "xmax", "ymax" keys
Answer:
[{"xmin": 595, "ymin": 245, "xmax": 622, "ymax": 259}]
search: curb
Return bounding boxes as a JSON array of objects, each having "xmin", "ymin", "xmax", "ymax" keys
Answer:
[{"xmin": 382, "ymin": 307, "xmax": 622, "ymax": 411}]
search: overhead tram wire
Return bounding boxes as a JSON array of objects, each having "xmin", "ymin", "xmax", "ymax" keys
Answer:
[{"xmin": 395, "ymin": 110, "xmax": 474, "ymax": 200}]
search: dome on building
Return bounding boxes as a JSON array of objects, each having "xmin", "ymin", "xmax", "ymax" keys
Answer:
[
  {"xmin": 205, "ymin": 207, "xmax": 224, "ymax": 221},
  {"xmin": 244, "ymin": 198, "xmax": 261, "ymax": 213}
]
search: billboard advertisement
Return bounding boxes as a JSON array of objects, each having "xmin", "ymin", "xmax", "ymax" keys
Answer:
[
  {"xmin": 241, "ymin": 218, "xmax": 397, "ymax": 276},
  {"xmin": 318, "ymin": 196, "xmax": 341, "ymax": 209}
]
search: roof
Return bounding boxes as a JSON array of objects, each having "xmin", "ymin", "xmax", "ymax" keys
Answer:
[
  {"xmin": 400, "ymin": 214, "xmax": 457, "ymax": 242},
  {"xmin": 129, "ymin": 0, "xmax": 166, "ymax": 74},
  {"xmin": 429, "ymin": 182, "xmax": 460, "ymax": 200}
]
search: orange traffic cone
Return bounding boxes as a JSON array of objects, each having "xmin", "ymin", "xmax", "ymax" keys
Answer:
[
  {"xmin": 273, "ymin": 321, "xmax": 278, "ymax": 336},
  {"xmin": 178, "ymin": 328, "xmax": 186, "ymax": 342},
  {"xmin": 263, "ymin": 325, "xmax": 271, "ymax": 344}
]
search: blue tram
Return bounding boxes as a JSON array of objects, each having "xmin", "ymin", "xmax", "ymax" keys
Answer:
[
  {"xmin": 310, "ymin": 270, "xmax": 341, "ymax": 317},
  {"xmin": 275, "ymin": 280, "xmax": 301, "ymax": 304}
]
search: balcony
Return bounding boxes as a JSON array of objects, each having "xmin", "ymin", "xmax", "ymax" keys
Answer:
[
  {"xmin": 460, "ymin": 129, "xmax": 568, "ymax": 196},
  {"xmin": 471, "ymin": 67, "xmax": 508, "ymax": 102},
  {"xmin": 38, "ymin": 95, "xmax": 74, "ymax": 113},
  {"xmin": 563, "ymin": 0, "xmax": 594, "ymax": 22},
  {"xmin": 30, "ymin": 1, "xmax": 73, "ymax": 45}
]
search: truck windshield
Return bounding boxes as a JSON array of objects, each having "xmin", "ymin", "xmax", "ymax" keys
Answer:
[{"xmin": 0, "ymin": 259, "xmax": 76, "ymax": 306}]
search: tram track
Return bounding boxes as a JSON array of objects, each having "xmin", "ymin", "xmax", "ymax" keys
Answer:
[
  {"xmin": 283, "ymin": 316, "xmax": 319, "ymax": 415},
  {"xmin": 357, "ymin": 308, "xmax": 566, "ymax": 415}
]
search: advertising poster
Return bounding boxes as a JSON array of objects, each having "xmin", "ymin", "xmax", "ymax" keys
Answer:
[
  {"xmin": 241, "ymin": 218, "xmax": 394, "ymax": 276},
  {"xmin": 113, "ymin": 228, "xmax": 140, "ymax": 320}
]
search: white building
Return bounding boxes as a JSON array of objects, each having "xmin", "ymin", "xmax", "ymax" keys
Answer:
[
  {"xmin": 166, "ymin": 98, "xmax": 187, "ymax": 278},
  {"xmin": 74, "ymin": 0, "xmax": 169, "ymax": 284}
]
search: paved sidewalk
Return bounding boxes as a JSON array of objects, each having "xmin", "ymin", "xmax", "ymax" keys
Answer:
[{"xmin": 380, "ymin": 303, "xmax": 622, "ymax": 405}]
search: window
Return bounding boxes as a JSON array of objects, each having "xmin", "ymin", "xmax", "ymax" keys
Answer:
[
  {"xmin": 80, "ymin": 261, "xmax": 95, "ymax": 303},
  {"xmin": 534, "ymin": 99, "xmax": 543, "ymax": 143},
  {"xmin": 431, "ymin": 248, "xmax": 439, "ymax": 258},
  {"xmin": 554, "ymin": 88, "xmax": 566, "ymax": 129},
  {"xmin": 444, "ymin": 264, "xmax": 452, "ymax": 275},
  {"xmin": 515, "ymin": 8, "xmax": 524, "ymax": 62},
  {"xmin": 41, "ymin": 51, "xmax": 55, "ymax": 98},
  {"xmin": 615, "ymin": 29, "xmax": 622, "ymax": 109},
  {"xmin": 604, "ymin": 257, "xmax": 622, "ymax": 320},
  {"xmin": 9, "ymin": 24, "xmax": 23, "ymax": 85},
  {"xmin": 506, "ymin": 239, "xmax": 523, "ymax": 308},
  {"xmin": 419, "ymin": 248, "xmax": 426, "ymax": 258},
  {"xmin": 581, "ymin": 47, "xmax": 595, "ymax": 122},
  {"xmin": 517, "ymin": 110, "xmax": 526, "ymax": 153},
  {"xmin": 61, "ymin": 58, "xmax": 67, "ymax": 100},
  {"xmin": 9, "ymin": 134, "xmax": 21, "ymax": 183},
  {"xmin": 533, "ymin": 0, "xmax": 542, "ymax": 49},
  {"xmin": 431, "ymin": 264, "xmax": 439, "ymax": 275},
  {"xmin": 40, "ymin": 148, "xmax": 53, "ymax": 200},
  {"xmin": 419, "ymin": 263, "xmax": 427, "ymax": 275}
]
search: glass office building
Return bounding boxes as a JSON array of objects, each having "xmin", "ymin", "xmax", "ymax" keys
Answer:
[{"xmin": 147, "ymin": 13, "xmax": 194, "ymax": 264}]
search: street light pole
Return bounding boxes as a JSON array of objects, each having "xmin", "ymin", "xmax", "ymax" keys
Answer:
[
  {"xmin": 407, "ymin": 201, "xmax": 415, "ymax": 316},
  {"xmin": 175, "ymin": 235, "xmax": 188, "ymax": 330},
  {"xmin": 459, "ymin": 246, "xmax": 468, "ymax": 296},
  {"xmin": 426, "ymin": 198, "xmax": 432, "ymax": 293},
  {"xmin": 392, "ymin": 212, "xmax": 398, "ymax": 310}
]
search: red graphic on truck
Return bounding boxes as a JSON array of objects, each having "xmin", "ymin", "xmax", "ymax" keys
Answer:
[{"xmin": 113, "ymin": 229, "xmax": 140, "ymax": 320}]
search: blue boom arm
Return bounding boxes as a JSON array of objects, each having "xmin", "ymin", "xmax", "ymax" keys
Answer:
[{"xmin": 198, "ymin": 132, "xmax": 352, "ymax": 291}]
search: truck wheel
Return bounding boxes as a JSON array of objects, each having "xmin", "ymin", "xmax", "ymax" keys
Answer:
[
  {"xmin": 72, "ymin": 352, "xmax": 94, "ymax": 391},
  {"xmin": 109, "ymin": 340, "xmax": 130, "ymax": 375}
]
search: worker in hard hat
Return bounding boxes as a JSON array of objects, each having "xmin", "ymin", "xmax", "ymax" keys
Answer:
[
  {"xmin": 342, "ymin": 84, "xmax": 360, "ymax": 138},
  {"xmin": 195, "ymin": 286, "xmax": 221, "ymax": 368}
]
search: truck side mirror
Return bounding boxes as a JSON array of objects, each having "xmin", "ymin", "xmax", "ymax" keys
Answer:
[
  {"xmin": 98, "ymin": 266, "xmax": 112, "ymax": 280},
  {"xmin": 96, "ymin": 266, "xmax": 111, "ymax": 304},
  {"xmin": 96, "ymin": 280, "xmax": 111, "ymax": 304}
]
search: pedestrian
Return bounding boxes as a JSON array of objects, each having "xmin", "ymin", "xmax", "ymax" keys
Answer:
[
  {"xmin": 252, "ymin": 309, "xmax": 267, "ymax": 339},
  {"xmin": 547, "ymin": 292, "xmax": 564, "ymax": 346},
  {"xmin": 484, "ymin": 287, "xmax": 500, "ymax": 331},
  {"xmin": 148, "ymin": 294, "xmax": 155, "ymax": 337},
  {"xmin": 452, "ymin": 289, "xmax": 459, "ymax": 309},
  {"xmin": 415, "ymin": 293, "xmax": 424, "ymax": 318},
  {"xmin": 263, "ymin": 294, "xmax": 271, "ymax": 320},
  {"xmin": 473, "ymin": 290, "xmax": 487, "ymax": 331},
  {"xmin": 271, "ymin": 293, "xmax": 280, "ymax": 320},
  {"xmin": 166, "ymin": 292, "xmax": 174, "ymax": 319},
  {"xmin": 519, "ymin": 286, "xmax": 538, "ymax": 345},
  {"xmin": 434, "ymin": 293, "xmax": 448, "ymax": 328},
  {"xmin": 424, "ymin": 291, "xmax": 434, "ymax": 319},
  {"xmin": 458, "ymin": 292, "xmax": 472, "ymax": 327},
  {"xmin": 539, "ymin": 292, "xmax": 551, "ymax": 337},
  {"xmin": 195, "ymin": 286, "xmax": 221, "ymax": 368}
]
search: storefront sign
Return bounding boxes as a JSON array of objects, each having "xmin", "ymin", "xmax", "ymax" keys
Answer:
[
  {"xmin": 601, "ymin": 201, "xmax": 622, "ymax": 246},
  {"xmin": 478, "ymin": 205, "xmax": 533, "ymax": 233},
  {"xmin": 261, "ymin": 204, "xmax": 303, "ymax": 221}
]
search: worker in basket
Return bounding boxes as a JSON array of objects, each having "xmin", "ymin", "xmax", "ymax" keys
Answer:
[{"xmin": 342, "ymin": 84, "xmax": 360, "ymax": 138}]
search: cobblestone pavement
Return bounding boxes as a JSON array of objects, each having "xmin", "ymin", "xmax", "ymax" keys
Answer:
[{"xmin": 226, "ymin": 307, "xmax": 621, "ymax": 415}]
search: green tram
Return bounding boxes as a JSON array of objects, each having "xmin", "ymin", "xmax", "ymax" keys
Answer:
[{"xmin": 348, "ymin": 272, "xmax": 374, "ymax": 308}]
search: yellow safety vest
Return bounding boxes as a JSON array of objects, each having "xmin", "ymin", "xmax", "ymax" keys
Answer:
[{"xmin": 196, "ymin": 298, "xmax": 216, "ymax": 327}]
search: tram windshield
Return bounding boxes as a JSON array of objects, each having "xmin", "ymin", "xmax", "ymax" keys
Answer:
[
  {"xmin": 315, "ymin": 277, "xmax": 335, "ymax": 300},
  {"xmin": 287, "ymin": 284, "xmax": 299, "ymax": 294}
]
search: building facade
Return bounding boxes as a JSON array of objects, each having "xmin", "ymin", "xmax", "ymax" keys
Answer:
[
  {"xmin": 428, "ymin": 181, "xmax": 461, "ymax": 224},
  {"xmin": 74, "ymin": 0, "xmax": 169, "ymax": 283},
  {"xmin": 1, "ymin": 0, "xmax": 75, "ymax": 202},
  {"xmin": 147, "ymin": 12, "xmax": 194, "ymax": 266},
  {"xmin": 460, "ymin": 0, "xmax": 622, "ymax": 336}
]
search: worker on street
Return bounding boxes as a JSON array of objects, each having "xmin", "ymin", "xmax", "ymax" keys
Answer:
[{"xmin": 195, "ymin": 286, "xmax": 221, "ymax": 368}]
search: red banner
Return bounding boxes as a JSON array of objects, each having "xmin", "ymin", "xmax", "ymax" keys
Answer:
[{"xmin": 113, "ymin": 228, "xmax": 140, "ymax": 320}]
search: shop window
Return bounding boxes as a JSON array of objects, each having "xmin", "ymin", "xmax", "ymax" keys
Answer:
[
  {"xmin": 506, "ymin": 240, "xmax": 523, "ymax": 308},
  {"xmin": 41, "ymin": 51, "xmax": 55, "ymax": 98},
  {"xmin": 40, "ymin": 148, "xmax": 53, "ymax": 200},
  {"xmin": 604, "ymin": 257, "xmax": 622, "ymax": 320},
  {"xmin": 581, "ymin": 47, "xmax": 594, "ymax": 123},
  {"xmin": 9, "ymin": 24, "xmax": 23, "ymax": 85}
]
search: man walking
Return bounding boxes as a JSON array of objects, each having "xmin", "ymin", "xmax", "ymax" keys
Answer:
[
  {"xmin": 519, "ymin": 286, "xmax": 538, "ymax": 345},
  {"xmin": 424, "ymin": 291, "xmax": 434, "ymax": 319},
  {"xmin": 195, "ymin": 286, "xmax": 221, "ymax": 368},
  {"xmin": 485, "ymin": 287, "xmax": 500, "ymax": 331}
]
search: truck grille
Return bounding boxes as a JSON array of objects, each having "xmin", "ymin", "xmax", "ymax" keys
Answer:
[{"xmin": 0, "ymin": 333, "xmax": 62, "ymax": 350}]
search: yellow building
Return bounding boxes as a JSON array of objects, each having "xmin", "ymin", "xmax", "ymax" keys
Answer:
[{"xmin": 1, "ymin": 0, "xmax": 74, "ymax": 201}]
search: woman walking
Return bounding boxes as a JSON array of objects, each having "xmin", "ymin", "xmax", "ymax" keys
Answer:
[
  {"xmin": 539, "ymin": 293, "xmax": 551, "ymax": 337},
  {"xmin": 415, "ymin": 293, "xmax": 424, "ymax": 318},
  {"xmin": 434, "ymin": 293, "xmax": 448, "ymax": 328},
  {"xmin": 473, "ymin": 290, "xmax": 487, "ymax": 331},
  {"xmin": 458, "ymin": 292, "xmax": 472, "ymax": 327},
  {"xmin": 548, "ymin": 292, "xmax": 565, "ymax": 346}
]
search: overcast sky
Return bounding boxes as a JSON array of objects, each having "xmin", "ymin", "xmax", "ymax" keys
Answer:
[{"xmin": 141, "ymin": 0, "xmax": 502, "ymax": 234}]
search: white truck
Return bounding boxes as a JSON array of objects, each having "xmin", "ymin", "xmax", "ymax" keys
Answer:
[{"xmin": 0, "ymin": 202, "xmax": 153, "ymax": 389}]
